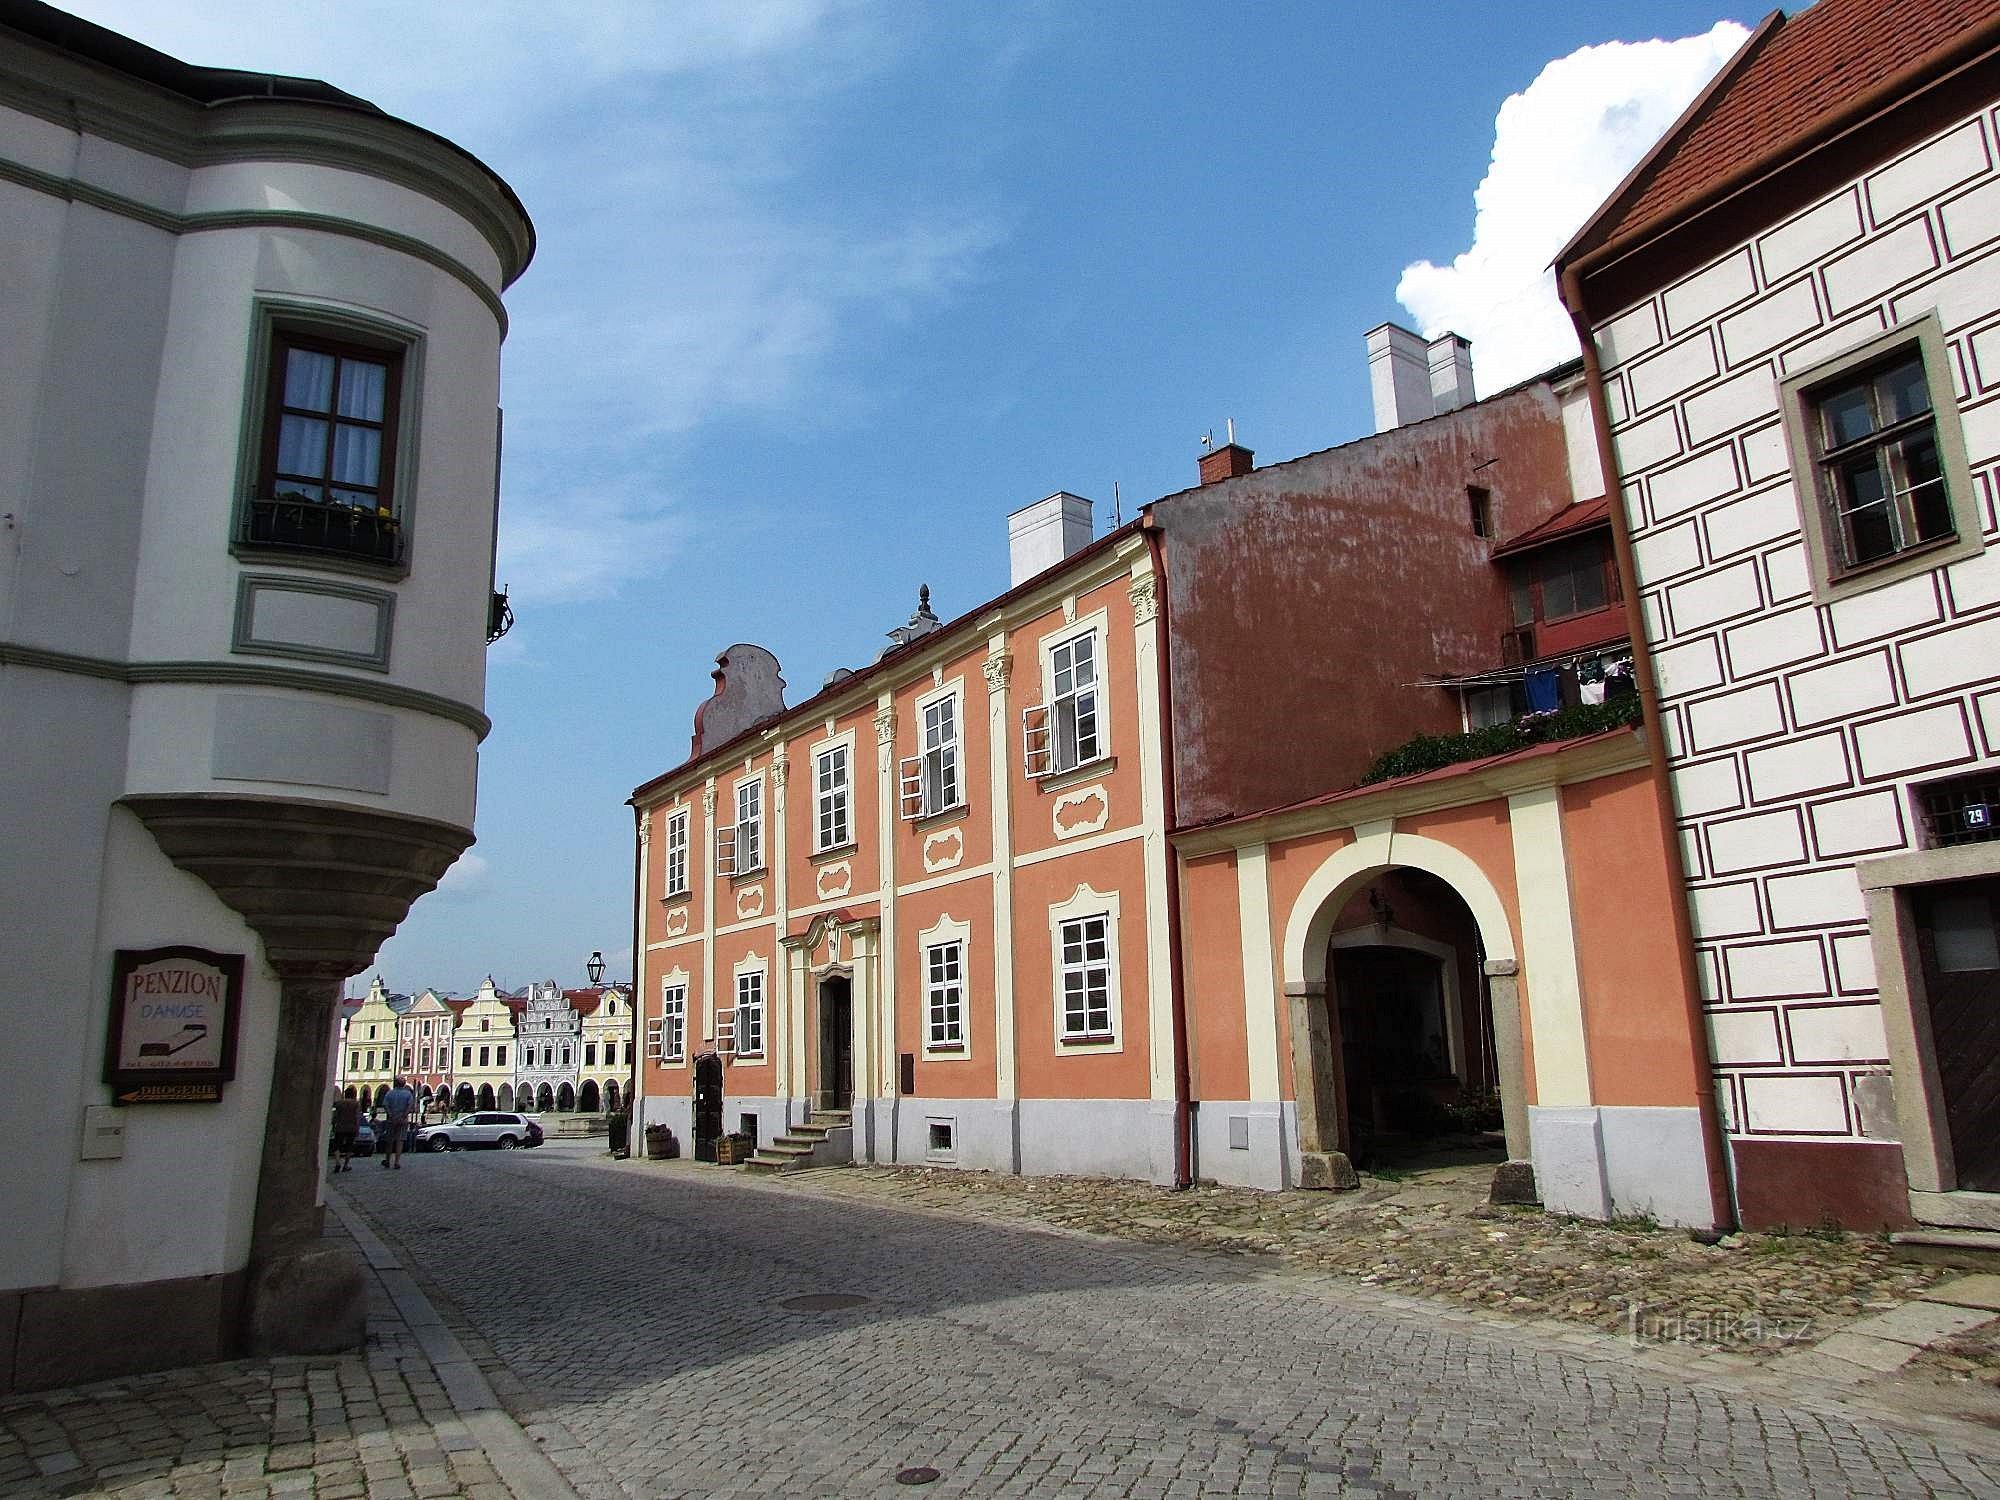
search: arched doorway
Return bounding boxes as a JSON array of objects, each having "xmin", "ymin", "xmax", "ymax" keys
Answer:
[
  {"xmin": 536, "ymin": 1083, "xmax": 555, "ymax": 1112},
  {"xmin": 557, "ymin": 1082, "xmax": 576, "ymax": 1112},
  {"xmin": 605, "ymin": 1080, "xmax": 621, "ymax": 1113},
  {"xmin": 343, "ymin": 1086, "xmax": 357, "ymax": 1100},
  {"xmin": 477, "ymin": 1084, "xmax": 495, "ymax": 1110},
  {"xmin": 579, "ymin": 1079, "xmax": 601, "ymax": 1113},
  {"xmin": 498, "ymin": 1083, "xmax": 514, "ymax": 1109},
  {"xmin": 359, "ymin": 1086, "xmax": 373, "ymax": 1109},
  {"xmin": 1281, "ymin": 830, "xmax": 1525, "ymax": 1192}
]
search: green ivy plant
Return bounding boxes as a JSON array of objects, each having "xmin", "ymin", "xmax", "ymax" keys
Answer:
[{"xmin": 1358, "ymin": 694, "xmax": 1642, "ymax": 786}]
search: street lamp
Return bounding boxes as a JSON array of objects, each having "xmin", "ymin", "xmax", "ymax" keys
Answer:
[{"xmin": 586, "ymin": 950, "xmax": 605, "ymax": 986}]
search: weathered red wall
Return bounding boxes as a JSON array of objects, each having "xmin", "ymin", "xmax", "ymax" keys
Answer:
[{"xmin": 1157, "ymin": 378, "xmax": 1577, "ymax": 827}]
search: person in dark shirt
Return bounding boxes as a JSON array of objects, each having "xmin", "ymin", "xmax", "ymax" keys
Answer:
[
  {"xmin": 380, "ymin": 1077, "xmax": 415, "ymax": 1169},
  {"xmin": 330, "ymin": 1095, "xmax": 360, "ymax": 1172}
]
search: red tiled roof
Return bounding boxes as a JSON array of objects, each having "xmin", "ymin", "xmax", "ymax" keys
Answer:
[
  {"xmin": 564, "ymin": 988, "xmax": 602, "ymax": 1017},
  {"xmin": 1568, "ymin": 0, "xmax": 2000, "ymax": 263},
  {"xmin": 1490, "ymin": 495, "xmax": 1611, "ymax": 558}
]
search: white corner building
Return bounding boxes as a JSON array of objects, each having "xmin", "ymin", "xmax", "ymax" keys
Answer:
[{"xmin": 0, "ymin": 2, "xmax": 532, "ymax": 1389}]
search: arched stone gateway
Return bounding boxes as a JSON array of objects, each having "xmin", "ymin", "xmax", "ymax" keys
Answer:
[
  {"xmin": 1280, "ymin": 829, "xmax": 1527, "ymax": 1197},
  {"xmin": 536, "ymin": 1083, "xmax": 555, "ymax": 1112},
  {"xmin": 557, "ymin": 1082, "xmax": 576, "ymax": 1112},
  {"xmin": 476, "ymin": 1084, "xmax": 494, "ymax": 1110},
  {"xmin": 579, "ymin": 1080, "xmax": 600, "ymax": 1113},
  {"xmin": 497, "ymin": 1084, "xmax": 514, "ymax": 1110}
]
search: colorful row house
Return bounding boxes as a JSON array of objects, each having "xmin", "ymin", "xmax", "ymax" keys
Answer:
[
  {"xmin": 630, "ymin": 333, "xmax": 1732, "ymax": 1226},
  {"xmin": 1559, "ymin": 0, "xmax": 2000, "ymax": 1229}
]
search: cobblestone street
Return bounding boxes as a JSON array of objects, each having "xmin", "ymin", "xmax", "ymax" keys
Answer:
[{"xmin": 332, "ymin": 1147, "xmax": 2000, "ymax": 1498}]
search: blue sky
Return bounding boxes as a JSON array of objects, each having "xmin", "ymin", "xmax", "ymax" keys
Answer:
[{"xmin": 65, "ymin": 1, "xmax": 1751, "ymax": 995}]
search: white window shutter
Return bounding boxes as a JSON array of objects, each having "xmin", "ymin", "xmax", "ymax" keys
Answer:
[
  {"xmin": 1022, "ymin": 703, "xmax": 1051, "ymax": 777},
  {"xmin": 714, "ymin": 822, "xmax": 736, "ymax": 876},
  {"xmin": 899, "ymin": 755, "xmax": 924, "ymax": 820}
]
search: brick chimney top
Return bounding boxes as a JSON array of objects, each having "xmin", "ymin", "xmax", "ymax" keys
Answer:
[{"xmin": 1198, "ymin": 443, "xmax": 1254, "ymax": 485}]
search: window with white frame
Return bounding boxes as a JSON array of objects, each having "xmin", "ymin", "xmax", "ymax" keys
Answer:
[
  {"xmin": 664, "ymin": 807, "xmax": 689, "ymax": 896},
  {"xmin": 1025, "ymin": 625, "xmax": 1104, "ymax": 777},
  {"xmin": 660, "ymin": 980, "xmax": 687, "ymax": 1061},
  {"xmin": 735, "ymin": 969, "xmax": 765, "ymax": 1057},
  {"xmin": 718, "ymin": 778, "xmax": 764, "ymax": 875},
  {"xmin": 815, "ymin": 742, "xmax": 851, "ymax": 851},
  {"xmin": 1782, "ymin": 314, "xmax": 1981, "ymax": 599},
  {"xmin": 926, "ymin": 940, "xmax": 965, "ymax": 1050},
  {"xmin": 901, "ymin": 691, "xmax": 961, "ymax": 819},
  {"xmin": 1057, "ymin": 912, "xmax": 1114, "ymax": 1041}
]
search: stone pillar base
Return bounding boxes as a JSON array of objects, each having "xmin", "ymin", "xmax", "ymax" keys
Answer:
[
  {"xmin": 1297, "ymin": 1150, "xmax": 1359, "ymax": 1192},
  {"xmin": 242, "ymin": 1246, "xmax": 367, "ymax": 1356},
  {"xmin": 1489, "ymin": 1159, "xmax": 1540, "ymax": 1205}
]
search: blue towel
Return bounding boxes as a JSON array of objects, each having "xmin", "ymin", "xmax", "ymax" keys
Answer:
[{"xmin": 1525, "ymin": 667, "xmax": 1560, "ymax": 713}]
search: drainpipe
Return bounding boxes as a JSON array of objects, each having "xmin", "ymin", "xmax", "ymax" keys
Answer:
[
  {"xmin": 628, "ymin": 799, "xmax": 645, "ymax": 1142},
  {"xmin": 1559, "ymin": 264, "xmax": 1737, "ymax": 1231},
  {"xmin": 1145, "ymin": 521, "xmax": 1195, "ymax": 1190}
]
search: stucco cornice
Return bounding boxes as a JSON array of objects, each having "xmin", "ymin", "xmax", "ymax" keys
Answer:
[
  {"xmin": 0, "ymin": 41, "xmax": 533, "ymax": 289},
  {"xmin": 1171, "ymin": 729, "xmax": 1652, "ymax": 858},
  {"xmin": 0, "ymin": 639, "xmax": 492, "ymax": 738}
]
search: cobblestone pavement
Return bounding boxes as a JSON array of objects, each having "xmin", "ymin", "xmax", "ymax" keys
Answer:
[
  {"xmin": 335, "ymin": 1147, "xmax": 2000, "ymax": 1499},
  {"xmin": 0, "ymin": 1212, "xmax": 568, "ymax": 1500}
]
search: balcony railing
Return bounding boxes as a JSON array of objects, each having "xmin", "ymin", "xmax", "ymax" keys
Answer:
[{"xmin": 242, "ymin": 496, "xmax": 404, "ymax": 564}]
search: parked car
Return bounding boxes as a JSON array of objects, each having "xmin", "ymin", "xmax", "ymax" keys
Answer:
[
  {"xmin": 327, "ymin": 1119, "xmax": 375, "ymax": 1158},
  {"xmin": 415, "ymin": 1112, "xmax": 543, "ymax": 1152}
]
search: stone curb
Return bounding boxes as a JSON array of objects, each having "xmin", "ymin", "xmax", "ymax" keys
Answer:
[{"xmin": 326, "ymin": 1191, "xmax": 580, "ymax": 1500}]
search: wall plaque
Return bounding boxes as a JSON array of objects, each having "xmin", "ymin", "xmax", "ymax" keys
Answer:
[{"xmin": 103, "ymin": 947, "xmax": 245, "ymax": 1104}]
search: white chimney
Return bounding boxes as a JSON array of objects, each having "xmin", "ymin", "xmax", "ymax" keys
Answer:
[
  {"xmin": 1366, "ymin": 322, "xmax": 1435, "ymax": 432},
  {"xmin": 1427, "ymin": 332, "xmax": 1476, "ymax": 415},
  {"xmin": 1007, "ymin": 492, "xmax": 1093, "ymax": 586}
]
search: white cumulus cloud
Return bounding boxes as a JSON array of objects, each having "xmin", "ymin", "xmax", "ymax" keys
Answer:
[{"xmin": 1397, "ymin": 20, "xmax": 1750, "ymax": 393}]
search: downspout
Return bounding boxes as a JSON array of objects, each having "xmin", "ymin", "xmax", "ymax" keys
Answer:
[
  {"xmin": 1145, "ymin": 520, "xmax": 1195, "ymax": 1190},
  {"xmin": 628, "ymin": 798, "xmax": 645, "ymax": 1141},
  {"xmin": 1559, "ymin": 264, "xmax": 1737, "ymax": 1231}
]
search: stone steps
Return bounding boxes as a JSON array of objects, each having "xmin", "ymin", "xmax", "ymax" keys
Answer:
[{"xmin": 743, "ymin": 1110, "xmax": 855, "ymax": 1174}]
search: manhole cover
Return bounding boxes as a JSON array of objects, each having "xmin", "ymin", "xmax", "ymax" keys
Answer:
[
  {"xmin": 778, "ymin": 1292, "xmax": 872, "ymax": 1311},
  {"xmin": 894, "ymin": 1467, "xmax": 940, "ymax": 1486}
]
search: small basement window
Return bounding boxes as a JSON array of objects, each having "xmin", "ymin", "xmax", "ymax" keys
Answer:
[
  {"xmin": 927, "ymin": 1119, "xmax": 955, "ymax": 1156},
  {"xmin": 1918, "ymin": 771, "xmax": 2000, "ymax": 849}
]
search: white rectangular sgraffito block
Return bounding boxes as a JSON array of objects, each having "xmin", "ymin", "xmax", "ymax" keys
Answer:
[
  {"xmin": 1707, "ymin": 807, "xmax": 1807, "ymax": 875},
  {"xmin": 1759, "ymin": 190, "xmax": 1865, "ymax": 283},
  {"xmin": 1901, "ymin": 616, "xmax": 2000, "ymax": 698},
  {"xmin": 1684, "ymin": 364, "xmax": 1781, "ymax": 446},
  {"xmin": 1945, "ymin": 549, "xmax": 2000, "ymax": 611},
  {"xmin": 1809, "ymin": 788, "xmax": 1907, "ymax": 858},
  {"xmin": 1791, "ymin": 651, "xmax": 1898, "ymax": 727},
  {"xmin": 1630, "ymin": 331, "xmax": 1720, "ymax": 411},
  {"xmin": 1832, "ymin": 932, "xmax": 1879, "ymax": 992},
  {"xmin": 1708, "ymin": 1007, "xmax": 1783, "ymax": 1066},
  {"xmin": 1654, "ymin": 636, "xmax": 1726, "ymax": 699},
  {"xmin": 1725, "ymin": 939, "xmax": 1830, "ymax": 1000},
  {"xmin": 1823, "ymin": 219, "xmax": 1941, "ymax": 314},
  {"xmin": 1668, "ymin": 559, "xmax": 1764, "ymax": 633},
  {"xmin": 1673, "ymin": 757, "xmax": 1744, "ymax": 818},
  {"xmin": 1688, "ymin": 681, "xmax": 1787, "ymax": 754},
  {"xmin": 1634, "ymin": 519, "xmax": 1703, "ymax": 585},
  {"xmin": 1780, "ymin": 311, "xmax": 1893, "ymax": 375},
  {"xmin": 1957, "ymin": 396, "xmax": 2000, "ymax": 468},
  {"xmin": 1705, "ymin": 483, "xmax": 1800, "ymax": 560},
  {"xmin": 1740, "ymin": 1072, "xmax": 1849, "ymax": 1134},
  {"xmin": 1665, "ymin": 248, "xmax": 1758, "ymax": 335},
  {"xmin": 1725, "ymin": 605, "xmax": 1825, "ymax": 678},
  {"xmin": 1787, "ymin": 1003, "xmax": 1890, "ymax": 1065},
  {"xmin": 1943, "ymin": 175, "xmax": 2000, "ymax": 258},
  {"xmin": 1981, "ymin": 689, "xmax": 2000, "ymax": 755},
  {"xmin": 1854, "ymin": 703, "xmax": 1973, "ymax": 778},
  {"xmin": 1867, "ymin": 120, "xmax": 1990, "ymax": 226},
  {"xmin": 1648, "ymin": 444, "xmax": 1741, "ymax": 521},
  {"xmin": 1828, "ymin": 573, "xmax": 1942, "ymax": 649},
  {"xmin": 1892, "ymin": 252, "xmax": 2000, "ymax": 331},
  {"xmin": 1743, "ymin": 731, "xmax": 1851, "ymax": 803},
  {"xmin": 1741, "ymin": 421, "xmax": 1791, "ymax": 483},
  {"xmin": 1765, "ymin": 867, "xmax": 1866, "ymax": 930},
  {"xmin": 1720, "ymin": 279, "xmax": 1822, "ymax": 366},
  {"xmin": 1597, "ymin": 300, "xmax": 1663, "ymax": 370},
  {"xmin": 1613, "ymin": 409, "xmax": 1684, "ymax": 472},
  {"xmin": 1765, "ymin": 544, "xmax": 1813, "ymax": 603},
  {"xmin": 1690, "ymin": 880, "xmax": 1763, "ymax": 939}
]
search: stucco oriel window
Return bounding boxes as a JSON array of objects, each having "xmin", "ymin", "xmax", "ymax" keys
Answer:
[
  {"xmin": 236, "ymin": 303, "xmax": 424, "ymax": 573},
  {"xmin": 1781, "ymin": 314, "xmax": 1983, "ymax": 600}
]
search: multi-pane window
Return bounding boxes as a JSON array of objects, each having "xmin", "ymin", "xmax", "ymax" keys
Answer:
[
  {"xmin": 1027, "ymin": 631, "xmax": 1103, "ymax": 777},
  {"xmin": 349, "ymin": 1050, "xmax": 359, "ymax": 1072},
  {"xmin": 665, "ymin": 808, "xmax": 689, "ymax": 896},
  {"xmin": 1811, "ymin": 352, "xmax": 1951, "ymax": 570},
  {"xmin": 496, "ymin": 1046, "xmax": 507, "ymax": 1066},
  {"xmin": 735, "ymin": 971, "xmax": 765, "ymax": 1057},
  {"xmin": 816, "ymin": 744, "xmax": 851, "ymax": 850},
  {"xmin": 902, "ymin": 696, "xmax": 960, "ymax": 818},
  {"xmin": 926, "ymin": 941, "xmax": 965, "ymax": 1049},
  {"xmin": 401, "ymin": 1047, "xmax": 412, "ymax": 1070},
  {"xmin": 1058, "ymin": 913, "xmax": 1113, "ymax": 1040},
  {"xmin": 585, "ymin": 1043, "xmax": 597, "ymax": 1067},
  {"xmin": 723, "ymin": 780, "xmax": 763, "ymax": 873},
  {"xmin": 262, "ymin": 335, "xmax": 399, "ymax": 513},
  {"xmin": 664, "ymin": 980, "xmax": 688, "ymax": 1064}
]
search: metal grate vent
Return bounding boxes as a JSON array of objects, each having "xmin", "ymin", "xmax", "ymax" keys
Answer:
[{"xmin": 1918, "ymin": 772, "xmax": 2000, "ymax": 848}]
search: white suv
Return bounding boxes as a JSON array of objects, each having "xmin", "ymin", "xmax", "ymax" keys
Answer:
[{"xmin": 416, "ymin": 1112, "xmax": 544, "ymax": 1151}]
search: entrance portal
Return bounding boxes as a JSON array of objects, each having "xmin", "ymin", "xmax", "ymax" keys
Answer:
[
  {"xmin": 818, "ymin": 976, "xmax": 853, "ymax": 1111},
  {"xmin": 693, "ymin": 1053, "xmax": 724, "ymax": 1161},
  {"xmin": 1915, "ymin": 876, "xmax": 2000, "ymax": 1191}
]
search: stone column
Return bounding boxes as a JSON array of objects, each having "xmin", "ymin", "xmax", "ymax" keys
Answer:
[
  {"xmin": 1484, "ymin": 959, "xmax": 1539, "ymax": 1205},
  {"xmin": 1284, "ymin": 980, "xmax": 1357, "ymax": 1191},
  {"xmin": 125, "ymin": 794, "xmax": 472, "ymax": 1357}
]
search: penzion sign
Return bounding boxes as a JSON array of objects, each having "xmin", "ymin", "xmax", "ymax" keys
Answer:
[{"xmin": 102, "ymin": 946, "xmax": 245, "ymax": 1104}]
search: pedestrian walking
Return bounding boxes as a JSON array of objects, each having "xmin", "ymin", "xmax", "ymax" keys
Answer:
[
  {"xmin": 330, "ymin": 1094, "xmax": 360, "ymax": 1173},
  {"xmin": 381, "ymin": 1076, "xmax": 415, "ymax": 1169}
]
